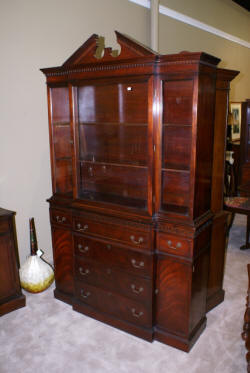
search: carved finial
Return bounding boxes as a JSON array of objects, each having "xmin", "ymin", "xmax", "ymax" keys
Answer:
[{"xmin": 94, "ymin": 36, "xmax": 105, "ymax": 59}]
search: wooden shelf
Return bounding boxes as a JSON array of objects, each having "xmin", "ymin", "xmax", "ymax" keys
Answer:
[{"xmin": 80, "ymin": 159, "xmax": 147, "ymax": 169}]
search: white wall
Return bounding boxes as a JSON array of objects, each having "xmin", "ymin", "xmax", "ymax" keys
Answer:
[
  {"xmin": 0, "ymin": 0, "xmax": 249, "ymax": 265},
  {"xmin": 158, "ymin": 0, "xmax": 250, "ymax": 100}
]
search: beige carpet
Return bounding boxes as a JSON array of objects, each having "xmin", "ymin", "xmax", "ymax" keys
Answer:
[{"xmin": 0, "ymin": 214, "xmax": 248, "ymax": 373}]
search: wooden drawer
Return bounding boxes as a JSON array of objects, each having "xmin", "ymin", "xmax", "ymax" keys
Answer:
[
  {"xmin": 157, "ymin": 232, "xmax": 192, "ymax": 258},
  {"xmin": 73, "ymin": 216, "xmax": 151, "ymax": 251},
  {"xmin": 74, "ymin": 234, "xmax": 153, "ymax": 278},
  {"xmin": 50, "ymin": 209, "xmax": 72, "ymax": 227},
  {"xmin": 75, "ymin": 281, "xmax": 152, "ymax": 328},
  {"xmin": 75, "ymin": 257, "xmax": 152, "ymax": 304}
]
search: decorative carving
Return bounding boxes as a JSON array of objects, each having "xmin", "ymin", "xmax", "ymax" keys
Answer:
[
  {"xmin": 59, "ymin": 31, "xmax": 156, "ymax": 68},
  {"xmin": 45, "ymin": 62, "xmax": 153, "ymax": 77}
]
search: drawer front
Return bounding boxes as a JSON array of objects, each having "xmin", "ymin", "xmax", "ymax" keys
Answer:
[
  {"xmin": 75, "ymin": 281, "xmax": 152, "ymax": 327},
  {"xmin": 51, "ymin": 209, "xmax": 72, "ymax": 227},
  {"xmin": 74, "ymin": 235, "xmax": 153, "ymax": 278},
  {"xmin": 75, "ymin": 257, "xmax": 152, "ymax": 304},
  {"xmin": 73, "ymin": 216, "xmax": 151, "ymax": 251},
  {"xmin": 157, "ymin": 232, "xmax": 191, "ymax": 258}
]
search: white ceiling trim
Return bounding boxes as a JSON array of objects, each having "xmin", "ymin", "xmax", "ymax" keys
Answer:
[{"xmin": 128, "ymin": 0, "xmax": 250, "ymax": 49}]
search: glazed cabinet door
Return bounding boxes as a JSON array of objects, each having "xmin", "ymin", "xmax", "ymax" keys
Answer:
[
  {"xmin": 73, "ymin": 76, "xmax": 153, "ymax": 213},
  {"xmin": 48, "ymin": 86, "xmax": 73, "ymax": 196},
  {"xmin": 157, "ymin": 71, "xmax": 216, "ymax": 220},
  {"xmin": 51, "ymin": 226, "xmax": 74, "ymax": 303},
  {"xmin": 159, "ymin": 78, "xmax": 194, "ymax": 217}
]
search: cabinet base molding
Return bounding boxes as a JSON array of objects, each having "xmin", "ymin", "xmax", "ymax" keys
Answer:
[
  {"xmin": 73, "ymin": 301, "xmax": 153, "ymax": 342},
  {"xmin": 54, "ymin": 289, "xmax": 73, "ymax": 306},
  {"xmin": 206, "ymin": 289, "xmax": 225, "ymax": 313},
  {"xmin": 154, "ymin": 317, "xmax": 207, "ymax": 352},
  {"xmin": 0, "ymin": 294, "xmax": 26, "ymax": 316}
]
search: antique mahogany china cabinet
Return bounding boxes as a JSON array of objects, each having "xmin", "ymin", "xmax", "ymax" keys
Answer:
[{"xmin": 41, "ymin": 32, "xmax": 238, "ymax": 351}]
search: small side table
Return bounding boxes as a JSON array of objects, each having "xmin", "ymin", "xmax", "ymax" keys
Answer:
[
  {"xmin": 224, "ymin": 197, "xmax": 250, "ymax": 250},
  {"xmin": 0, "ymin": 208, "xmax": 25, "ymax": 316}
]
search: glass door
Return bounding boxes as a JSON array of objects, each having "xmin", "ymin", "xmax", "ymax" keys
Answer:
[
  {"xmin": 75, "ymin": 78, "xmax": 150, "ymax": 210},
  {"xmin": 49, "ymin": 86, "xmax": 73, "ymax": 196},
  {"xmin": 160, "ymin": 79, "xmax": 194, "ymax": 216}
]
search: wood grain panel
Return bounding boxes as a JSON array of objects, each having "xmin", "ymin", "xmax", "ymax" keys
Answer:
[
  {"xmin": 51, "ymin": 227, "xmax": 73, "ymax": 296},
  {"xmin": 0, "ymin": 234, "xmax": 18, "ymax": 300},
  {"xmin": 156, "ymin": 257, "xmax": 190, "ymax": 336}
]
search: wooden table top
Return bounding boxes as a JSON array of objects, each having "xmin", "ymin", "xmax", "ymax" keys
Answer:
[{"xmin": 224, "ymin": 197, "xmax": 250, "ymax": 214}]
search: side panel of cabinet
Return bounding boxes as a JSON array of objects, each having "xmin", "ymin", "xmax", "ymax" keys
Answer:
[
  {"xmin": 194, "ymin": 71, "xmax": 216, "ymax": 218},
  {"xmin": 0, "ymin": 233, "xmax": 20, "ymax": 300},
  {"xmin": 0, "ymin": 213, "xmax": 25, "ymax": 316},
  {"xmin": 51, "ymin": 226, "xmax": 74, "ymax": 304},
  {"xmin": 206, "ymin": 212, "xmax": 227, "ymax": 311}
]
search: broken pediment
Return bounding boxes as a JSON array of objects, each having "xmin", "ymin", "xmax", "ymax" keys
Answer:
[{"xmin": 62, "ymin": 31, "xmax": 157, "ymax": 66}]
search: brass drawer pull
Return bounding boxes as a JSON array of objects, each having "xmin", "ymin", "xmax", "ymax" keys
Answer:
[
  {"xmin": 56, "ymin": 215, "xmax": 66, "ymax": 223},
  {"xmin": 76, "ymin": 223, "xmax": 88, "ymax": 232},
  {"xmin": 131, "ymin": 284, "xmax": 144, "ymax": 294},
  {"xmin": 80, "ymin": 290, "xmax": 91, "ymax": 299},
  {"xmin": 167, "ymin": 240, "xmax": 182, "ymax": 250},
  {"xmin": 79, "ymin": 267, "xmax": 90, "ymax": 276},
  {"xmin": 131, "ymin": 259, "xmax": 144, "ymax": 269},
  {"xmin": 131, "ymin": 308, "xmax": 144, "ymax": 318},
  {"xmin": 130, "ymin": 235, "xmax": 144, "ymax": 245},
  {"xmin": 78, "ymin": 244, "xmax": 89, "ymax": 253}
]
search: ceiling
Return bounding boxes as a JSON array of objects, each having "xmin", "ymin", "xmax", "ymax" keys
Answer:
[{"xmin": 232, "ymin": 0, "xmax": 250, "ymax": 11}]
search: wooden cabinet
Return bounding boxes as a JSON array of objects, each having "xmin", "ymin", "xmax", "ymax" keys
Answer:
[
  {"xmin": 0, "ymin": 208, "xmax": 25, "ymax": 316},
  {"xmin": 41, "ymin": 32, "xmax": 237, "ymax": 351},
  {"xmin": 207, "ymin": 69, "xmax": 239, "ymax": 312}
]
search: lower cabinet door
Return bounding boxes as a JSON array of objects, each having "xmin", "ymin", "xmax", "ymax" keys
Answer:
[
  {"xmin": 51, "ymin": 226, "xmax": 73, "ymax": 298},
  {"xmin": 155, "ymin": 250, "xmax": 209, "ymax": 338},
  {"xmin": 155, "ymin": 256, "xmax": 191, "ymax": 337}
]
